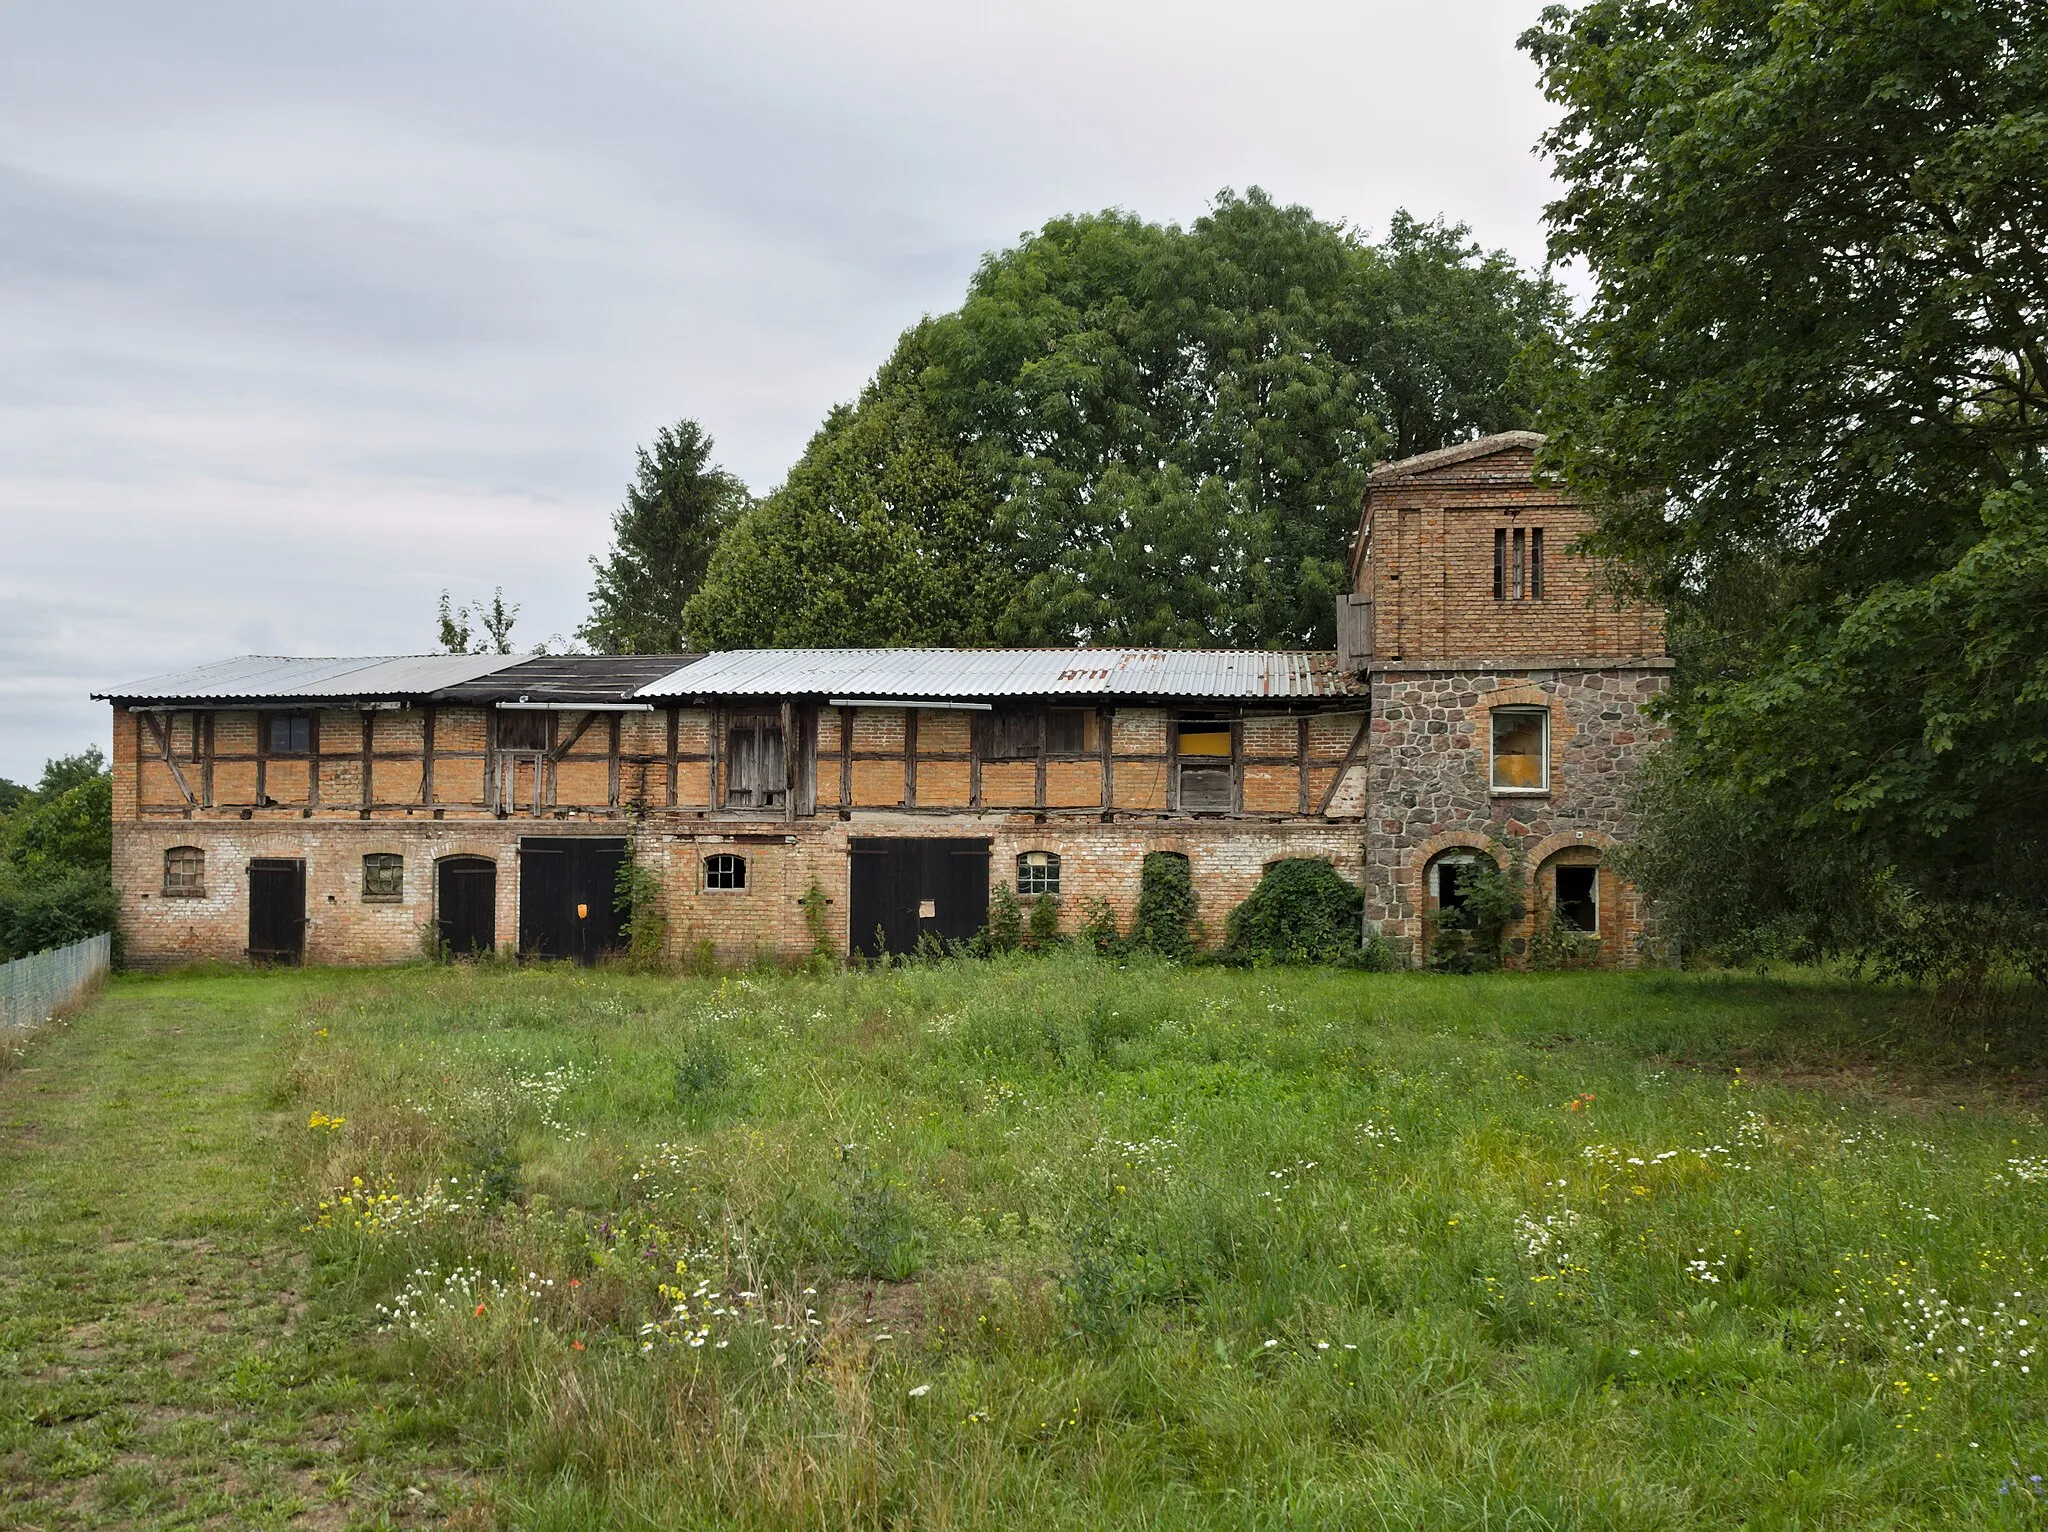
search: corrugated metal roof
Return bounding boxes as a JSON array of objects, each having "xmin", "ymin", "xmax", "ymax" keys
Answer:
[
  {"xmin": 95, "ymin": 654, "xmax": 523, "ymax": 702},
  {"xmin": 636, "ymin": 649, "xmax": 1348, "ymax": 701}
]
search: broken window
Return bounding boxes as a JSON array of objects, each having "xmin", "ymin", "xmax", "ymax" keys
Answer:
[
  {"xmin": 705, "ymin": 853, "xmax": 747, "ymax": 891},
  {"xmin": 496, "ymin": 710, "xmax": 548, "ymax": 751},
  {"xmin": 1017, "ymin": 850, "xmax": 1060, "ymax": 896},
  {"xmin": 1490, "ymin": 707, "xmax": 1549, "ymax": 792},
  {"xmin": 1494, "ymin": 529, "xmax": 1507, "ymax": 600},
  {"xmin": 162, "ymin": 845, "xmax": 205, "ymax": 897},
  {"xmin": 267, "ymin": 713, "xmax": 311, "ymax": 754},
  {"xmin": 1530, "ymin": 528, "xmax": 1544, "ymax": 599},
  {"xmin": 1495, "ymin": 527, "xmax": 1544, "ymax": 600},
  {"xmin": 1554, "ymin": 864, "xmax": 1598, "ymax": 933},
  {"xmin": 1428, "ymin": 853, "xmax": 1485, "ymax": 914},
  {"xmin": 1176, "ymin": 718, "xmax": 1233, "ymax": 813},
  {"xmin": 362, "ymin": 853, "xmax": 404, "ymax": 901},
  {"xmin": 724, "ymin": 716, "xmax": 786, "ymax": 809}
]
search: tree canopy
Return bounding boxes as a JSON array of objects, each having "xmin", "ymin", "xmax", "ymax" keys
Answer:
[
  {"xmin": 687, "ymin": 190, "xmax": 1563, "ymax": 650},
  {"xmin": 1523, "ymin": 0, "xmax": 2048, "ymax": 969},
  {"xmin": 582, "ymin": 420, "xmax": 751, "ymax": 654},
  {"xmin": 0, "ymin": 746, "xmax": 115, "ymax": 961}
]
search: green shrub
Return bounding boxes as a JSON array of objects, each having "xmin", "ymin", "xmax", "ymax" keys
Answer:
[
  {"xmin": 1025, "ymin": 892, "xmax": 1061, "ymax": 949},
  {"xmin": 1077, "ymin": 897, "xmax": 1126, "ymax": 956},
  {"xmin": 0, "ymin": 868, "xmax": 117, "ymax": 963},
  {"xmin": 1528, "ymin": 902, "xmax": 1600, "ymax": 971},
  {"xmin": 1132, "ymin": 852, "xmax": 1196, "ymax": 959},
  {"xmin": 1222, "ymin": 858, "xmax": 1365, "ymax": 965},
  {"xmin": 799, "ymin": 879, "xmax": 835, "ymax": 969},
  {"xmin": 1427, "ymin": 845, "xmax": 1524, "ymax": 974},
  {"xmin": 987, "ymin": 883, "xmax": 1023, "ymax": 954}
]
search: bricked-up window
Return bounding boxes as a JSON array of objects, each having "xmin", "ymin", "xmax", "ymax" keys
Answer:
[
  {"xmin": 1490, "ymin": 708, "xmax": 1549, "ymax": 791},
  {"xmin": 1176, "ymin": 718, "xmax": 1233, "ymax": 813},
  {"xmin": 705, "ymin": 853, "xmax": 747, "ymax": 891},
  {"xmin": 724, "ymin": 716, "xmax": 786, "ymax": 809},
  {"xmin": 362, "ymin": 853, "xmax": 404, "ymax": 901},
  {"xmin": 163, "ymin": 845, "xmax": 205, "ymax": 897},
  {"xmin": 1017, "ymin": 850, "xmax": 1060, "ymax": 896},
  {"xmin": 1555, "ymin": 864, "xmax": 1598, "ymax": 932},
  {"xmin": 268, "ymin": 713, "xmax": 311, "ymax": 754}
]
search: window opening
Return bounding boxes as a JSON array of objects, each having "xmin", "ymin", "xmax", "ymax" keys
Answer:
[
  {"xmin": 1512, "ymin": 526, "xmax": 1526, "ymax": 600},
  {"xmin": 982, "ymin": 707, "xmax": 1042, "ymax": 761},
  {"xmin": 1494, "ymin": 528, "xmax": 1506, "ymax": 600},
  {"xmin": 1555, "ymin": 864, "xmax": 1598, "ymax": 933},
  {"xmin": 163, "ymin": 846, "xmax": 205, "ymax": 897},
  {"xmin": 1017, "ymin": 850, "xmax": 1061, "ymax": 896},
  {"xmin": 1530, "ymin": 528, "xmax": 1544, "ymax": 599},
  {"xmin": 724, "ymin": 717, "xmax": 786, "ymax": 808},
  {"xmin": 1428, "ymin": 854, "xmax": 1484, "ymax": 914},
  {"xmin": 705, "ymin": 852, "xmax": 747, "ymax": 890},
  {"xmin": 268, "ymin": 713, "xmax": 311, "ymax": 754},
  {"xmin": 1490, "ymin": 708, "xmax": 1549, "ymax": 791},
  {"xmin": 1046, "ymin": 708, "xmax": 1098, "ymax": 756},
  {"xmin": 362, "ymin": 853, "xmax": 404, "ymax": 901},
  {"xmin": 1176, "ymin": 717, "xmax": 1233, "ymax": 813}
]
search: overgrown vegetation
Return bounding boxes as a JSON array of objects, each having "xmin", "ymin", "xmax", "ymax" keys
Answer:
[
  {"xmin": 1131, "ymin": 851, "xmax": 1197, "ymax": 959},
  {"xmin": 0, "ymin": 746, "xmax": 115, "ymax": 962},
  {"xmin": 9, "ymin": 961, "xmax": 2048, "ymax": 1527},
  {"xmin": 1221, "ymin": 856, "xmax": 1387, "ymax": 968}
]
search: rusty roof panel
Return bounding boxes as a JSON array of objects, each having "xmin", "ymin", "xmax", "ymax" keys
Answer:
[{"xmin": 635, "ymin": 649, "xmax": 1349, "ymax": 701}]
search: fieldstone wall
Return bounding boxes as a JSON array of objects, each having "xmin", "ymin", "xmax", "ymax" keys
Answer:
[{"xmin": 1362, "ymin": 663, "xmax": 1671, "ymax": 967}]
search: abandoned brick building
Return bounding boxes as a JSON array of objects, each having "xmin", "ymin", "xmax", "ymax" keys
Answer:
[{"xmin": 98, "ymin": 432, "xmax": 1668, "ymax": 970}]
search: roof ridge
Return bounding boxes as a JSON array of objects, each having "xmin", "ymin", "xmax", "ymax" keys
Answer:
[{"xmin": 1367, "ymin": 430, "xmax": 1545, "ymax": 482}]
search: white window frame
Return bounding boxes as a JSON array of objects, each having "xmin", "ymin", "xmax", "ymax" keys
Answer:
[{"xmin": 1489, "ymin": 706, "xmax": 1551, "ymax": 795}]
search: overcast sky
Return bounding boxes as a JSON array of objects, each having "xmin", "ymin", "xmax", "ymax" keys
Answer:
[{"xmin": 0, "ymin": 0, "xmax": 1567, "ymax": 784}]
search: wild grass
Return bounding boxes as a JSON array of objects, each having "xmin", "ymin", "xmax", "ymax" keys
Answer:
[{"xmin": 5, "ymin": 956, "xmax": 2048, "ymax": 1527}]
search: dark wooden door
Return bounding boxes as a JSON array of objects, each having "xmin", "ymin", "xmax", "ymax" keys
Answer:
[
  {"xmin": 247, "ymin": 858, "xmax": 305, "ymax": 965},
  {"xmin": 848, "ymin": 838, "xmax": 990, "ymax": 958},
  {"xmin": 518, "ymin": 838, "xmax": 627, "ymax": 965},
  {"xmin": 436, "ymin": 856, "xmax": 498, "ymax": 957}
]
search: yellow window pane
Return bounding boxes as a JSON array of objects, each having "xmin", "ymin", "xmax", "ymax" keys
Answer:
[{"xmin": 1177, "ymin": 729, "xmax": 1232, "ymax": 757}]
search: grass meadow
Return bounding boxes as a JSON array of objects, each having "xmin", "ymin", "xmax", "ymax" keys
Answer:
[{"xmin": 4, "ymin": 955, "xmax": 2048, "ymax": 1528}]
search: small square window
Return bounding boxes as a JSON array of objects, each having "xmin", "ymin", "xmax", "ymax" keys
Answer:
[
  {"xmin": 362, "ymin": 853, "xmax": 404, "ymax": 901},
  {"xmin": 1017, "ymin": 850, "xmax": 1060, "ymax": 896},
  {"xmin": 268, "ymin": 713, "xmax": 311, "ymax": 754},
  {"xmin": 706, "ymin": 853, "xmax": 747, "ymax": 891},
  {"xmin": 163, "ymin": 846, "xmax": 205, "ymax": 897},
  {"xmin": 1490, "ymin": 708, "xmax": 1549, "ymax": 792}
]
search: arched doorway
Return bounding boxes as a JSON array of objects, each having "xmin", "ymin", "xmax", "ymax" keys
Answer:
[
  {"xmin": 1422, "ymin": 849, "xmax": 1499, "ymax": 970},
  {"xmin": 436, "ymin": 856, "xmax": 497, "ymax": 957}
]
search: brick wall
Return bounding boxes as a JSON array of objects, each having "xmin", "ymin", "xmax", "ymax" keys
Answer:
[{"xmin": 1355, "ymin": 442, "xmax": 1665, "ymax": 664}]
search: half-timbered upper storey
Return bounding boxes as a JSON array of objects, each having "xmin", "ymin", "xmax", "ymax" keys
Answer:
[{"xmin": 98, "ymin": 648, "xmax": 1372, "ymax": 827}]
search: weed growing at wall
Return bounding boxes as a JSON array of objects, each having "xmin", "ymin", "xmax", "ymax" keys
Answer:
[
  {"xmin": 1025, "ymin": 891, "xmax": 1061, "ymax": 949},
  {"xmin": 1132, "ymin": 851, "xmax": 1196, "ymax": 959},
  {"xmin": 799, "ymin": 880, "xmax": 834, "ymax": 970},
  {"xmin": 986, "ymin": 883, "xmax": 1023, "ymax": 954},
  {"xmin": 1221, "ymin": 857, "xmax": 1366, "ymax": 965}
]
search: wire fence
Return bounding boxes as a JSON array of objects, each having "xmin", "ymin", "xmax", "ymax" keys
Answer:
[{"xmin": 0, "ymin": 932, "xmax": 112, "ymax": 1033}]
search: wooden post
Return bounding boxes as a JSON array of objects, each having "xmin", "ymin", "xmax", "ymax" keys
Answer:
[
  {"xmin": 307, "ymin": 711, "xmax": 320, "ymax": 807},
  {"xmin": 665, "ymin": 708, "xmax": 679, "ymax": 808},
  {"xmin": 839, "ymin": 706, "xmax": 853, "ymax": 811},
  {"xmin": 1099, "ymin": 706, "xmax": 1112, "ymax": 811},
  {"xmin": 421, "ymin": 705, "xmax": 436, "ymax": 806},
  {"xmin": 202, "ymin": 712, "xmax": 215, "ymax": 809},
  {"xmin": 361, "ymin": 710, "xmax": 374, "ymax": 813},
  {"xmin": 254, "ymin": 710, "xmax": 268, "ymax": 806},
  {"xmin": 608, "ymin": 713, "xmax": 622, "ymax": 808},
  {"xmin": 902, "ymin": 707, "xmax": 917, "ymax": 810},
  {"xmin": 1296, "ymin": 716, "xmax": 1311, "ymax": 816},
  {"xmin": 781, "ymin": 700, "xmax": 796, "ymax": 823}
]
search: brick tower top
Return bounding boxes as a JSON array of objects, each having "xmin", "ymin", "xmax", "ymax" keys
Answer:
[{"xmin": 1339, "ymin": 432, "xmax": 1665, "ymax": 669}]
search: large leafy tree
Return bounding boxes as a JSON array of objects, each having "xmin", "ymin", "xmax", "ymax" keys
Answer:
[
  {"xmin": 1522, "ymin": 0, "xmax": 2048, "ymax": 968},
  {"xmin": 582, "ymin": 420, "xmax": 751, "ymax": 654},
  {"xmin": 689, "ymin": 190, "xmax": 1562, "ymax": 648},
  {"xmin": 0, "ymin": 747, "xmax": 115, "ymax": 961},
  {"xmin": 684, "ymin": 339, "xmax": 1007, "ymax": 648}
]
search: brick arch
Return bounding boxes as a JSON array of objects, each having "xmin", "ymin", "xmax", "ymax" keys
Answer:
[{"xmin": 1404, "ymin": 830, "xmax": 1505, "ymax": 920}]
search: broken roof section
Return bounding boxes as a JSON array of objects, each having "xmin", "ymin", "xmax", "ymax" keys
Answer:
[
  {"xmin": 635, "ymin": 648, "xmax": 1349, "ymax": 701},
  {"xmin": 97, "ymin": 653, "xmax": 703, "ymax": 706},
  {"xmin": 95, "ymin": 654, "xmax": 524, "ymax": 704}
]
